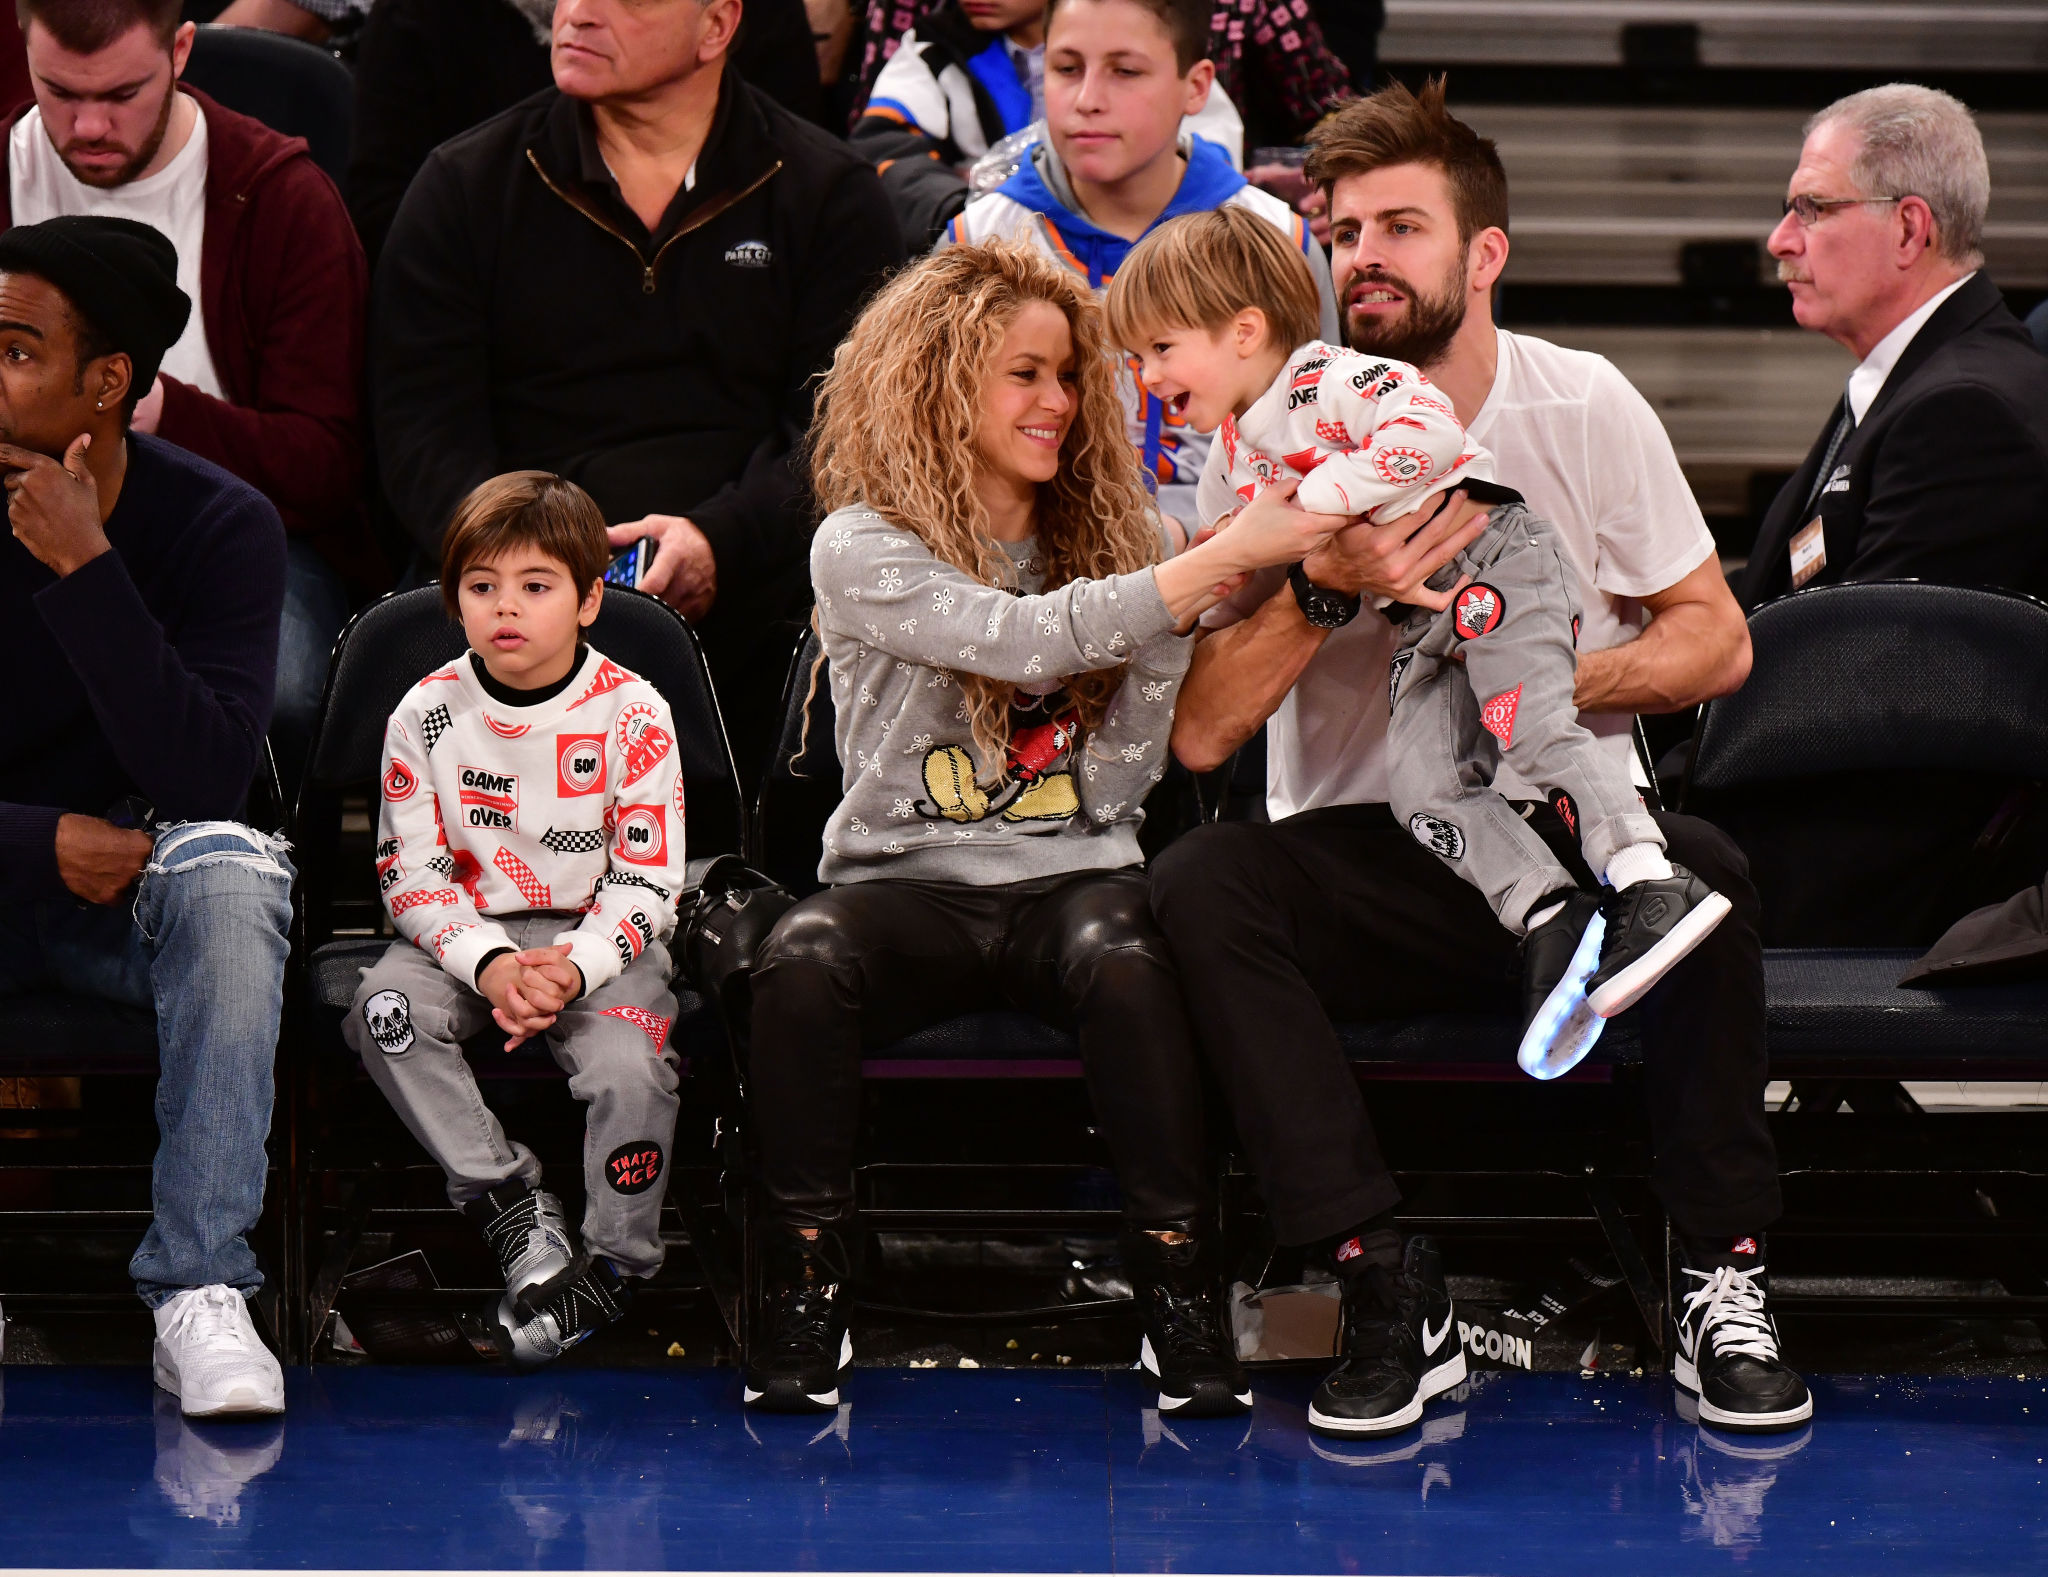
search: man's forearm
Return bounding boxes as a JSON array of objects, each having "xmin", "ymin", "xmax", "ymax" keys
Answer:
[
  {"xmin": 1171, "ymin": 586, "xmax": 1330, "ymax": 772},
  {"xmin": 1575, "ymin": 602, "xmax": 1751, "ymax": 715}
]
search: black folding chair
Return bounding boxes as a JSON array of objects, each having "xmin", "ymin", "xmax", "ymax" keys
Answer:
[
  {"xmin": 290, "ymin": 586, "xmax": 743, "ymax": 1358},
  {"xmin": 741, "ymin": 630, "xmax": 1142, "ymax": 1339},
  {"xmin": 1683, "ymin": 580, "xmax": 2048, "ymax": 1324},
  {"xmin": 183, "ymin": 25, "xmax": 354, "ymax": 186}
]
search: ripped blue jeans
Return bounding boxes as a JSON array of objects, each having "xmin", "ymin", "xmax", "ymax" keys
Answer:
[{"xmin": 0, "ymin": 821, "xmax": 294, "ymax": 1306}]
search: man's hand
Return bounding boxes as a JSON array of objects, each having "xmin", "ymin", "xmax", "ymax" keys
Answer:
[
  {"xmin": 130, "ymin": 377, "xmax": 166, "ymax": 436},
  {"xmin": 1, "ymin": 436, "xmax": 109, "ymax": 577},
  {"xmin": 609, "ymin": 515, "xmax": 717, "ymax": 622},
  {"xmin": 55, "ymin": 813, "xmax": 153, "ymax": 905},
  {"xmin": 479, "ymin": 952, "xmax": 559, "ymax": 1050},
  {"xmin": 1302, "ymin": 490, "xmax": 1491, "ymax": 609},
  {"xmin": 513, "ymin": 946, "xmax": 584, "ymax": 1016}
]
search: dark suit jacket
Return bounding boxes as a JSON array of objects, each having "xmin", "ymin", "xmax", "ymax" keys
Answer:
[
  {"xmin": 1711, "ymin": 274, "xmax": 2048, "ymax": 946},
  {"xmin": 1740, "ymin": 272, "xmax": 2048, "ymax": 610}
]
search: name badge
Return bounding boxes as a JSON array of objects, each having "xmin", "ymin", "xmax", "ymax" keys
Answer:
[{"xmin": 1790, "ymin": 517, "xmax": 1827, "ymax": 589}]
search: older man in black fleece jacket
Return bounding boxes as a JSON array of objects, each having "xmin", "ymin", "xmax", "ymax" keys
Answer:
[
  {"xmin": 373, "ymin": 0, "xmax": 904, "ymax": 783},
  {"xmin": 0, "ymin": 216, "xmax": 293, "ymax": 1420}
]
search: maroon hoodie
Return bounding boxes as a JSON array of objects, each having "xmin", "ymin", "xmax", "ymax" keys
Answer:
[{"xmin": 1, "ymin": 86, "xmax": 377, "ymax": 587}]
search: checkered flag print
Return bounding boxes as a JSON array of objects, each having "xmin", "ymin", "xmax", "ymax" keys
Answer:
[
  {"xmin": 541, "ymin": 827, "xmax": 609, "ymax": 855},
  {"xmin": 421, "ymin": 704, "xmax": 453, "ymax": 753},
  {"xmin": 493, "ymin": 846, "xmax": 552, "ymax": 907}
]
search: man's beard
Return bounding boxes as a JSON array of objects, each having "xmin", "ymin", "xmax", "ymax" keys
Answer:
[
  {"xmin": 58, "ymin": 86, "xmax": 176, "ymax": 190},
  {"xmin": 1342, "ymin": 258, "xmax": 1469, "ymax": 370}
]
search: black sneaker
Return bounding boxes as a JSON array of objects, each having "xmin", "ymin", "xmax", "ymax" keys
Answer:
[
  {"xmin": 1309, "ymin": 1236, "xmax": 1466, "ymax": 1437},
  {"xmin": 1516, "ymin": 889, "xmax": 1608, "ymax": 1080},
  {"xmin": 1123, "ymin": 1224, "xmax": 1252, "ymax": 1418},
  {"xmin": 1672, "ymin": 1234, "xmax": 1813, "ymax": 1434},
  {"xmin": 489, "ymin": 1254, "xmax": 632, "ymax": 1368},
  {"xmin": 1586, "ymin": 864, "xmax": 1733, "ymax": 1019},
  {"xmin": 743, "ymin": 1221, "xmax": 855, "ymax": 1414},
  {"xmin": 463, "ymin": 1180, "xmax": 576, "ymax": 1303}
]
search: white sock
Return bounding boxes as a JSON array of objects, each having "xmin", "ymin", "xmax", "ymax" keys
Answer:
[
  {"xmin": 1605, "ymin": 843, "xmax": 1673, "ymax": 891},
  {"xmin": 1525, "ymin": 898, "xmax": 1567, "ymax": 931}
]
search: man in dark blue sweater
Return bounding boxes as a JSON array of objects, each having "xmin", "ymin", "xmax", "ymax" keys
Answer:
[{"xmin": 0, "ymin": 216, "xmax": 292, "ymax": 1418}]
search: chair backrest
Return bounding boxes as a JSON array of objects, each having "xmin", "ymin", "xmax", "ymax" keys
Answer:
[
  {"xmin": 182, "ymin": 26, "xmax": 353, "ymax": 186},
  {"xmin": 1688, "ymin": 581, "xmax": 2048, "ymax": 796},
  {"xmin": 751, "ymin": 628, "xmax": 842, "ymax": 896},
  {"xmin": 296, "ymin": 586, "xmax": 743, "ymax": 940}
]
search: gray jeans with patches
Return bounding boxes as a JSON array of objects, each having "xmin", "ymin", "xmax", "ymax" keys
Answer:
[
  {"xmin": 343, "ymin": 915, "xmax": 681, "ymax": 1277},
  {"xmin": 1387, "ymin": 503, "xmax": 1665, "ymax": 935}
]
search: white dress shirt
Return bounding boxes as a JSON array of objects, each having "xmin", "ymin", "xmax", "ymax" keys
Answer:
[{"xmin": 1846, "ymin": 272, "xmax": 1975, "ymax": 423}]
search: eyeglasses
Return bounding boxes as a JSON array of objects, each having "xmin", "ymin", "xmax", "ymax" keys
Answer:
[{"xmin": 1781, "ymin": 194, "xmax": 1903, "ymax": 227}]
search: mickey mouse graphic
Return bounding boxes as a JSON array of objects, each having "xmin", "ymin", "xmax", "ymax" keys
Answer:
[{"xmin": 915, "ymin": 685, "xmax": 1083, "ymax": 826}]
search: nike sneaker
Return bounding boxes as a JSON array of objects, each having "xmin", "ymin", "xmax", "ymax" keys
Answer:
[
  {"xmin": 489, "ymin": 1254, "xmax": 632, "ymax": 1368},
  {"xmin": 1671, "ymin": 1234, "xmax": 1813, "ymax": 1434},
  {"xmin": 744, "ymin": 1221, "xmax": 855, "ymax": 1414},
  {"xmin": 1587, "ymin": 865, "xmax": 1732, "ymax": 1018},
  {"xmin": 1123, "ymin": 1224, "xmax": 1253, "ymax": 1418},
  {"xmin": 1309, "ymin": 1236, "xmax": 1466, "ymax": 1437},
  {"xmin": 1517, "ymin": 889, "xmax": 1607, "ymax": 1079}
]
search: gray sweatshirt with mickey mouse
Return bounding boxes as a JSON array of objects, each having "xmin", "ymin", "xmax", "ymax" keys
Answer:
[{"xmin": 811, "ymin": 505, "xmax": 1193, "ymax": 886}]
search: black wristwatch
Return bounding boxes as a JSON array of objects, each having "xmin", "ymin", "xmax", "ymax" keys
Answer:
[{"xmin": 1288, "ymin": 561, "xmax": 1362, "ymax": 629}]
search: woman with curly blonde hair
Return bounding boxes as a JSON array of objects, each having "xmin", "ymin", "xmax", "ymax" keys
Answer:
[{"xmin": 742, "ymin": 239, "xmax": 1343, "ymax": 1417}]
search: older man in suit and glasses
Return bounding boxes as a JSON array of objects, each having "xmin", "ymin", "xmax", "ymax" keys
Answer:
[
  {"xmin": 1746, "ymin": 84, "xmax": 2048, "ymax": 609},
  {"xmin": 1717, "ymin": 84, "xmax": 2048, "ymax": 948}
]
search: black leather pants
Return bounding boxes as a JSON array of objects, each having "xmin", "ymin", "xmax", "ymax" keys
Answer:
[{"xmin": 747, "ymin": 868, "xmax": 1209, "ymax": 1225}]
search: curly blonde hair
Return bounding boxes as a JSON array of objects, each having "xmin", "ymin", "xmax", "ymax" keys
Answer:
[{"xmin": 808, "ymin": 240, "xmax": 1160, "ymax": 776}]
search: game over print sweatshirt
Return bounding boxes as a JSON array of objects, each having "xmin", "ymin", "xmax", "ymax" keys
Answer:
[
  {"xmin": 376, "ymin": 643, "xmax": 688, "ymax": 993},
  {"xmin": 810, "ymin": 506, "xmax": 1192, "ymax": 886}
]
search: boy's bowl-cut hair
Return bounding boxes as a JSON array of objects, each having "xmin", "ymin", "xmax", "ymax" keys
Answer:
[
  {"xmin": 1045, "ymin": 0, "xmax": 1210, "ymax": 74},
  {"xmin": 1105, "ymin": 205, "xmax": 1322, "ymax": 355},
  {"xmin": 439, "ymin": 471, "xmax": 611, "ymax": 618}
]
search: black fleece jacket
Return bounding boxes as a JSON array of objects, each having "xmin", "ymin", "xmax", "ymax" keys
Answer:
[{"xmin": 371, "ymin": 72, "xmax": 904, "ymax": 626}]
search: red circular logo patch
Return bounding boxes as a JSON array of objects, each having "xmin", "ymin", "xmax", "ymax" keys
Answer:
[
  {"xmin": 1373, "ymin": 447, "xmax": 1433, "ymax": 486},
  {"xmin": 1452, "ymin": 582, "xmax": 1505, "ymax": 640},
  {"xmin": 383, "ymin": 760, "xmax": 417, "ymax": 801}
]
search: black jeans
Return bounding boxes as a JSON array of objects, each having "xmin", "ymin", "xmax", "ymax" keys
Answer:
[
  {"xmin": 747, "ymin": 868, "xmax": 1209, "ymax": 1225},
  {"xmin": 1149, "ymin": 803, "xmax": 1781, "ymax": 1245}
]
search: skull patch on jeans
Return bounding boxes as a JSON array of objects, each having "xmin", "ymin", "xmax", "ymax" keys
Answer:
[{"xmin": 364, "ymin": 989, "xmax": 416, "ymax": 1055}]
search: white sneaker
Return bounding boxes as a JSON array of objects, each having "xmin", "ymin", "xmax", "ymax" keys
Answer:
[{"xmin": 152, "ymin": 1285, "xmax": 285, "ymax": 1418}]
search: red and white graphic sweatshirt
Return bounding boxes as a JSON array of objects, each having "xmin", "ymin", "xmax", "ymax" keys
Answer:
[
  {"xmin": 1197, "ymin": 341, "xmax": 1494, "ymax": 530},
  {"xmin": 375, "ymin": 644, "xmax": 688, "ymax": 996}
]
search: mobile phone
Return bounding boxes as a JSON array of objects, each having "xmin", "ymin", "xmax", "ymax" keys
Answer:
[{"xmin": 605, "ymin": 539, "xmax": 652, "ymax": 588}]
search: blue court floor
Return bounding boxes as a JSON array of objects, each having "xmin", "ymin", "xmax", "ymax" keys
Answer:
[{"xmin": 0, "ymin": 1365, "xmax": 2041, "ymax": 1574}]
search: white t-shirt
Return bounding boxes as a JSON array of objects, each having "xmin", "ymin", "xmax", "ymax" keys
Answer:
[
  {"xmin": 9, "ymin": 103, "xmax": 224, "ymax": 398},
  {"xmin": 1252, "ymin": 326, "xmax": 1717, "ymax": 820}
]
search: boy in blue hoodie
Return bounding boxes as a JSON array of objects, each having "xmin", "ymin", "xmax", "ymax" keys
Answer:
[{"xmin": 946, "ymin": 0, "xmax": 1337, "ymax": 531}]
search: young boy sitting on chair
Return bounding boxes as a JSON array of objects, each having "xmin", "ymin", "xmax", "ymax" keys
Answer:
[{"xmin": 344, "ymin": 472, "xmax": 689, "ymax": 1365}]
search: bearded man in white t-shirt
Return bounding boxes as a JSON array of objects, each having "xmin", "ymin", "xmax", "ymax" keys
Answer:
[{"xmin": 1149, "ymin": 79, "xmax": 1812, "ymax": 1441}]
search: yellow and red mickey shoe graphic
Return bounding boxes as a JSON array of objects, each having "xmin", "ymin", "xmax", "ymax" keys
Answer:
[{"xmin": 1452, "ymin": 582, "xmax": 1505, "ymax": 641}]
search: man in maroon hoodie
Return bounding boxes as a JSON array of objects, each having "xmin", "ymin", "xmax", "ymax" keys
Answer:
[{"xmin": 3, "ymin": 0, "xmax": 371, "ymax": 777}]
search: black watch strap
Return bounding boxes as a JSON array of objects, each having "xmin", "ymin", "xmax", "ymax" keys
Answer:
[{"xmin": 1288, "ymin": 561, "xmax": 1363, "ymax": 629}]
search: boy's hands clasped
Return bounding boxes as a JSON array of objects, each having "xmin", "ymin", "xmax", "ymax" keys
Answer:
[{"xmin": 479, "ymin": 946, "xmax": 586, "ymax": 1050}]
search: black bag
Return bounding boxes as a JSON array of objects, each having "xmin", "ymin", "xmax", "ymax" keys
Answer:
[{"xmin": 677, "ymin": 855, "xmax": 800, "ymax": 1037}]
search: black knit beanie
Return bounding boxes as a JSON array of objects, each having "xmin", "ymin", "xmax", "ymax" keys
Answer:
[{"xmin": 0, "ymin": 214, "xmax": 191, "ymax": 394}]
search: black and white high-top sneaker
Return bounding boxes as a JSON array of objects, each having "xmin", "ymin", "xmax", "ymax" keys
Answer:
[
  {"xmin": 1517, "ymin": 889, "xmax": 1608, "ymax": 1080},
  {"xmin": 1587, "ymin": 865, "xmax": 1732, "ymax": 1018},
  {"xmin": 743, "ymin": 1222, "xmax": 855, "ymax": 1414},
  {"xmin": 1672, "ymin": 1234, "xmax": 1812, "ymax": 1434},
  {"xmin": 489, "ymin": 1254, "xmax": 633, "ymax": 1368},
  {"xmin": 464, "ymin": 1180, "xmax": 576, "ymax": 1304},
  {"xmin": 1123, "ymin": 1224, "xmax": 1252, "ymax": 1418},
  {"xmin": 1309, "ymin": 1236, "xmax": 1466, "ymax": 1438}
]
